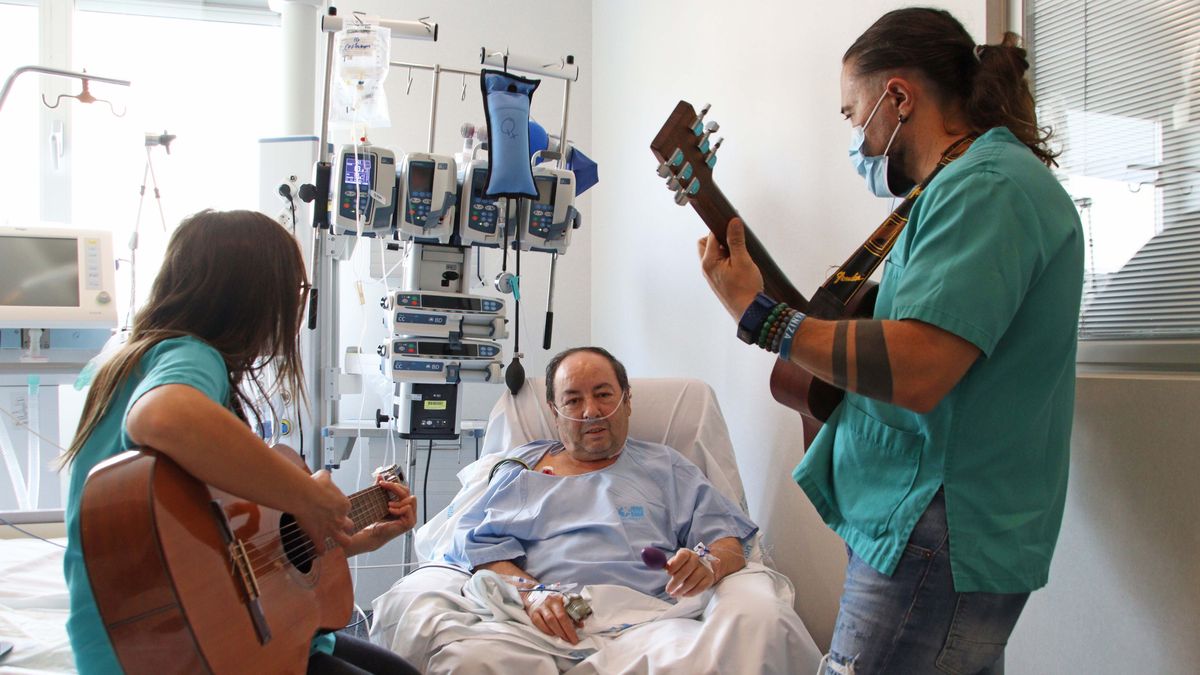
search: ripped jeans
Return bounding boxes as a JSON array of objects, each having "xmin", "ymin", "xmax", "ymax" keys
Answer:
[{"xmin": 822, "ymin": 491, "xmax": 1029, "ymax": 675}]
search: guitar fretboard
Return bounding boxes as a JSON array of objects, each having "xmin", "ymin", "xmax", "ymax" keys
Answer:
[{"xmin": 348, "ymin": 485, "xmax": 392, "ymax": 532}]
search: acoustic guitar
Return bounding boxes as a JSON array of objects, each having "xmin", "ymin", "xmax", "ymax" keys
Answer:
[
  {"xmin": 651, "ymin": 100, "xmax": 896, "ymax": 447},
  {"xmin": 80, "ymin": 445, "xmax": 402, "ymax": 674}
]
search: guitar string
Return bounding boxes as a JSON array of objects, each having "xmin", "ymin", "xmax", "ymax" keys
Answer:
[
  {"xmin": 240, "ymin": 487, "xmax": 396, "ymax": 572},
  {"xmin": 242, "ymin": 493, "xmax": 390, "ymax": 572},
  {"xmin": 236, "ymin": 478, "xmax": 394, "ymax": 551}
]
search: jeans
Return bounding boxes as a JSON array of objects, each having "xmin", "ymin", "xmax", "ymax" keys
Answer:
[{"xmin": 822, "ymin": 491, "xmax": 1030, "ymax": 675}]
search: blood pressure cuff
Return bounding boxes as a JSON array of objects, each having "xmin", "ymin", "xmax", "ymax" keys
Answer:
[
  {"xmin": 528, "ymin": 118, "xmax": 600, "ymax": 197},
  {"xmin": 481, "ymin": 69, "xmax": 540, "ymax": 198}
]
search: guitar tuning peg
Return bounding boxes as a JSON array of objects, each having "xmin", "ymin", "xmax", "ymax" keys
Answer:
[
  {"xmin": 667, "ymin": 176, "xmax": 682, "ymax": 192},
  {"xmin": 656, "ymin": 161, "xmax": 672, "ymax": 178},
  {"xmin": 686, "ymin": 178, "xmax": 701, "ymax": 195},
  {"xmin": 679, "ymin": 162, "xmax": 694, "ymax": 182},
  {"xmin": 704, "ymin": 120, "xmax": 720, "ymax": 134},
  {"xmin": 674, "ymin": 188, "xmax": 689, "ymax": 206},
  {"xmin": 691, "ymin": 104, "xmax": 712, "ymax": 135},
  {"xmin": 705, "ymin": 137, "xmax": 723, "ymax": 168}
]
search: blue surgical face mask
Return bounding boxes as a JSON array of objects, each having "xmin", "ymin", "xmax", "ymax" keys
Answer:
[{"xmin": 848, "ymin": 89, "xmax": 905, "ymax": 198}]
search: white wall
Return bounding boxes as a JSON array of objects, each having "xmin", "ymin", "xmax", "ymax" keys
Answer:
[
  {"xmin": 315, "ymin": 0, "xmax": 593, "ymax": 605},
  {"xmin": 591, "ymin": 0, "xmax": 986, "ymax": 650},
  {"xmin": 1007, "ymin": 375, "xmax": 1200, "ymax": 673}
]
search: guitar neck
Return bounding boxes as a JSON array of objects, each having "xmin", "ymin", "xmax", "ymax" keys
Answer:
[
  {"xmin": 692, "ymin": 182, "xmax": 810, "ymax": 311},
  {"xmin": 347, "ymin": 484, "xmax": 392, "ymax": 533}
]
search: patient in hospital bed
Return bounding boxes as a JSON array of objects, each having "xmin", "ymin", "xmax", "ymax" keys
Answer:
[{"xmin": 371, "ymin": 347, "xmax": 821, "ymax": 674}]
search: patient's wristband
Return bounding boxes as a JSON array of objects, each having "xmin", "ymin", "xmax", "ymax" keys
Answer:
[{"xmin": 737, "ymin": 292, "xmax": 778, "ymax": 344}]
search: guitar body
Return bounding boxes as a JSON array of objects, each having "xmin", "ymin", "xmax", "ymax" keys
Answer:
[
  {"xmin": 80, "ymin": 445, "xmax": 352, "ymax": 675},
  {"xmin": 770, "ymin": 282, "xmax": 879, "ymax": 446}
]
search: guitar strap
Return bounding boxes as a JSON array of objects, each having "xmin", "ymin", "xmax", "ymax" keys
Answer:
[{"xmin": 807, "ymin": 134, "xmax": 978, "ymax": 318}]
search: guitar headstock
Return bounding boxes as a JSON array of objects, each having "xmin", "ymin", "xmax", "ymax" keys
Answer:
[
  {"xmin": 650, "ymin": 100, "xmax": 724, "ymax": 206},
  {"xmin": 372, "ymin": 464, "xmax": 406, "ymax": 489}
]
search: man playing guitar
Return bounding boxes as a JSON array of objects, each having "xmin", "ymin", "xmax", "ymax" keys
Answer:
[{"xmin": 697, "ymin": 8, "xmax": 1083, "ymax": 674}]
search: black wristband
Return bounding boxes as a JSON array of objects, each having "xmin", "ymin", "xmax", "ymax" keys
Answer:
[{"xmin": 736, "ymin": 292, "xmax": 778, "ymax": 344}]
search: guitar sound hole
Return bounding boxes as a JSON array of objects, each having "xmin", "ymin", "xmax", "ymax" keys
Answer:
[{"xmin": 279, "ymin": 513, "xmax": 314, "ymax": 573}]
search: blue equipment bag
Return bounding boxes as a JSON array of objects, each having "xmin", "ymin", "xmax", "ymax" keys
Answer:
[{"xmin": 480, "ymin": 69, "xmax": 540, "ymax": 199}]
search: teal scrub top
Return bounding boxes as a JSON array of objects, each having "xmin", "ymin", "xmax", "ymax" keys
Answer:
[
  {"xmin": 64, "ymin": 336, "xmax": 231, "ymax": 675},
  {"xmin": 793, "ymin": 127, "xmax": 1084, "ymax": 593}
]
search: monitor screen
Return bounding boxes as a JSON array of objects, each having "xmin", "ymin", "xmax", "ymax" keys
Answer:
[
  {"xmin": 409, "ymin": 161, "xmax": 434, "ymax": 192},
  {"xmin": 344, "ymin": 155, "xmax": 374, "ymax": 187},
  {"xmin": 0, "ymin": 237, "xmax": 80, "ymax": 307},
  {"xmin": 535, "ymin": 175, "xmax": 555, "ymax": 204}
]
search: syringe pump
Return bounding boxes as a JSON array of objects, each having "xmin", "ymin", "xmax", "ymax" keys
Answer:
[
  {"xmin": 385, "ymin": 337, "xmax": 503, "ymax": 384},
  {"xmin": 386, "ymin": 290, "xmax": 507, "ymax": 341}
]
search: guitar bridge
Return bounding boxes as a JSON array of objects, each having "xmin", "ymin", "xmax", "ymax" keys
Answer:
[
  {"xmin": 229, "ymin": 538, "xmax": 262, "ymax": 601},
  {"xmin": 210, "ymin": 500, "xmax": 273, "ymax": 645}
]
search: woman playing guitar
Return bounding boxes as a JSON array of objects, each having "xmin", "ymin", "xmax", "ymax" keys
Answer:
[{"xmin": 59, "ymin": 210, "xmax": 419, "ymax": 675}]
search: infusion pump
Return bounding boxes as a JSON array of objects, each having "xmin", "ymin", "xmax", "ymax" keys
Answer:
[
  {"xmin": 398, "ymin": 153, "xmax": 458, "ymax": 244},
  {"xmin": 516, "ymin": 164, "xmax": 579, "ymax": 254}
]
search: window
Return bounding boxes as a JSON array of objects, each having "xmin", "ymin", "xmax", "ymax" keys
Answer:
[
  {"xmin": 0, "ymin": 1, "xmax": 40, "ymax": 227},
  {"xmin": 1026, "ymin": 0, "xmax": 1200, "ymax": 370},
  {"xmin": 0, "ymin": 0, "xmax": 280, "ymax": 513}
]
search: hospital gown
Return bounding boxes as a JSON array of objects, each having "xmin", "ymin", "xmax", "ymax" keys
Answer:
[
  {"xmin": 445, "ymin": 439, "xmax": 759, "ymax": 597},
  {"xmin": 371, "ymin": 439, "xmax": 823, "ymax": 674}
]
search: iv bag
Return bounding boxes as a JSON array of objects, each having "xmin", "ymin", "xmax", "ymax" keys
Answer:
[{"xmin": 331, "ymin": 23, "xmax": 392, "ymax": 128}]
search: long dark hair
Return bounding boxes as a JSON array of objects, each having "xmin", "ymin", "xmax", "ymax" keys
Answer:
[
  {"xmin": 844, "ymin": 7, "xmax": 1057, "ymax": 166},
  {"xmin": 61, "ymin": 209, "xmax": 308, "ymax": 467}
]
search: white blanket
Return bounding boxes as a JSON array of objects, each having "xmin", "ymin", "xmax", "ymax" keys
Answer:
[
  {"xmin": 0, "ymin": 538, "xmax": 75, "ymax": 674},
  {"xmin": 371, "ymin": 562, "xmax": 821, "ymax": 674}
]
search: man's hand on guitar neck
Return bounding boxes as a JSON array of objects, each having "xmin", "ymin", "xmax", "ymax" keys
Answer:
[
  {"xmin": 700, "ymin": 218, "xmax": 981, "ymax": 414},
  {"xmin": 698, "ymin": 217, "xmax": 764, "ymax": 321}
]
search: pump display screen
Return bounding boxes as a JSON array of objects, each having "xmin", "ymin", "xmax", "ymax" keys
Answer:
[
  {"xmin": 0, "ymin": 237, "xmax": 80, "ymax": 307},
  {"xmin": 396, "ymin": 341, "xmax": 473, "ymax": 357},
  {"xmin": 409, "ymin": 161, "xmax": 434, "ymax": 191},
  {"xmin": 471, "ymin": 168, "xmax": 489, "ymax": 199},
  {"xmin": 422, "ymin": 295, "xmax": 481, "ymax": 311},
  {"xmin": 535, "ymin": 175, "xmax": 555, "ymax": 204},
  {"xmin": 344, "ymin": 155, "xmax": 373, "ymax": 187}
]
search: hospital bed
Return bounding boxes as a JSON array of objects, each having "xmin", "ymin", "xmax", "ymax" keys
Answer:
[
  {"xmin": 0, "ymin": 536, "xmax": 74, "ymax": 673},
  {"xmin": 371, "ymin": 377, "xmax": 822, "ymax": 674}
]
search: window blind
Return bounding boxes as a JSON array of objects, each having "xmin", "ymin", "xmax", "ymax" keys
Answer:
[{"xmin": 1028, "ymin": 0, "xmax": 1200, "ymax": 339}]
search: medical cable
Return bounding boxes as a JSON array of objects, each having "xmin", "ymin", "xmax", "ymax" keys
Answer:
[
  {"xmin": 486, "ymin": 457, "xmax": 531, "ymax": 483},
  {"xmin": 422, "ymin": 439, "xmax": 433, "ymax": 524},
  {"xmin": 0, "ymin": 516, "xmax": 66, "ymax": 548}
]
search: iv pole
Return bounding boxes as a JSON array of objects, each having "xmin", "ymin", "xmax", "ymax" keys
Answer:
[{"xmin": 0, "ymin": 66, "xmax": 130, "ymax": 115}]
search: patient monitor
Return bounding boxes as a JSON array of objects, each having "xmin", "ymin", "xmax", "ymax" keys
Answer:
[{"xmin": 0, "ymin": 226, "xmax": 117, "ymax": 329}]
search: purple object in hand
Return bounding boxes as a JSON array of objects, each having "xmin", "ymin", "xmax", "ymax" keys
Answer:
[{"xmin": 641, "ymin": 546, "xmax": 668, "ymax": 570}]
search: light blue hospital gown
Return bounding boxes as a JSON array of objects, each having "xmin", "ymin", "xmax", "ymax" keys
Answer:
[{"xmin": 445, "ymin": 439, "xmax": 759, "ymax": 599}]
